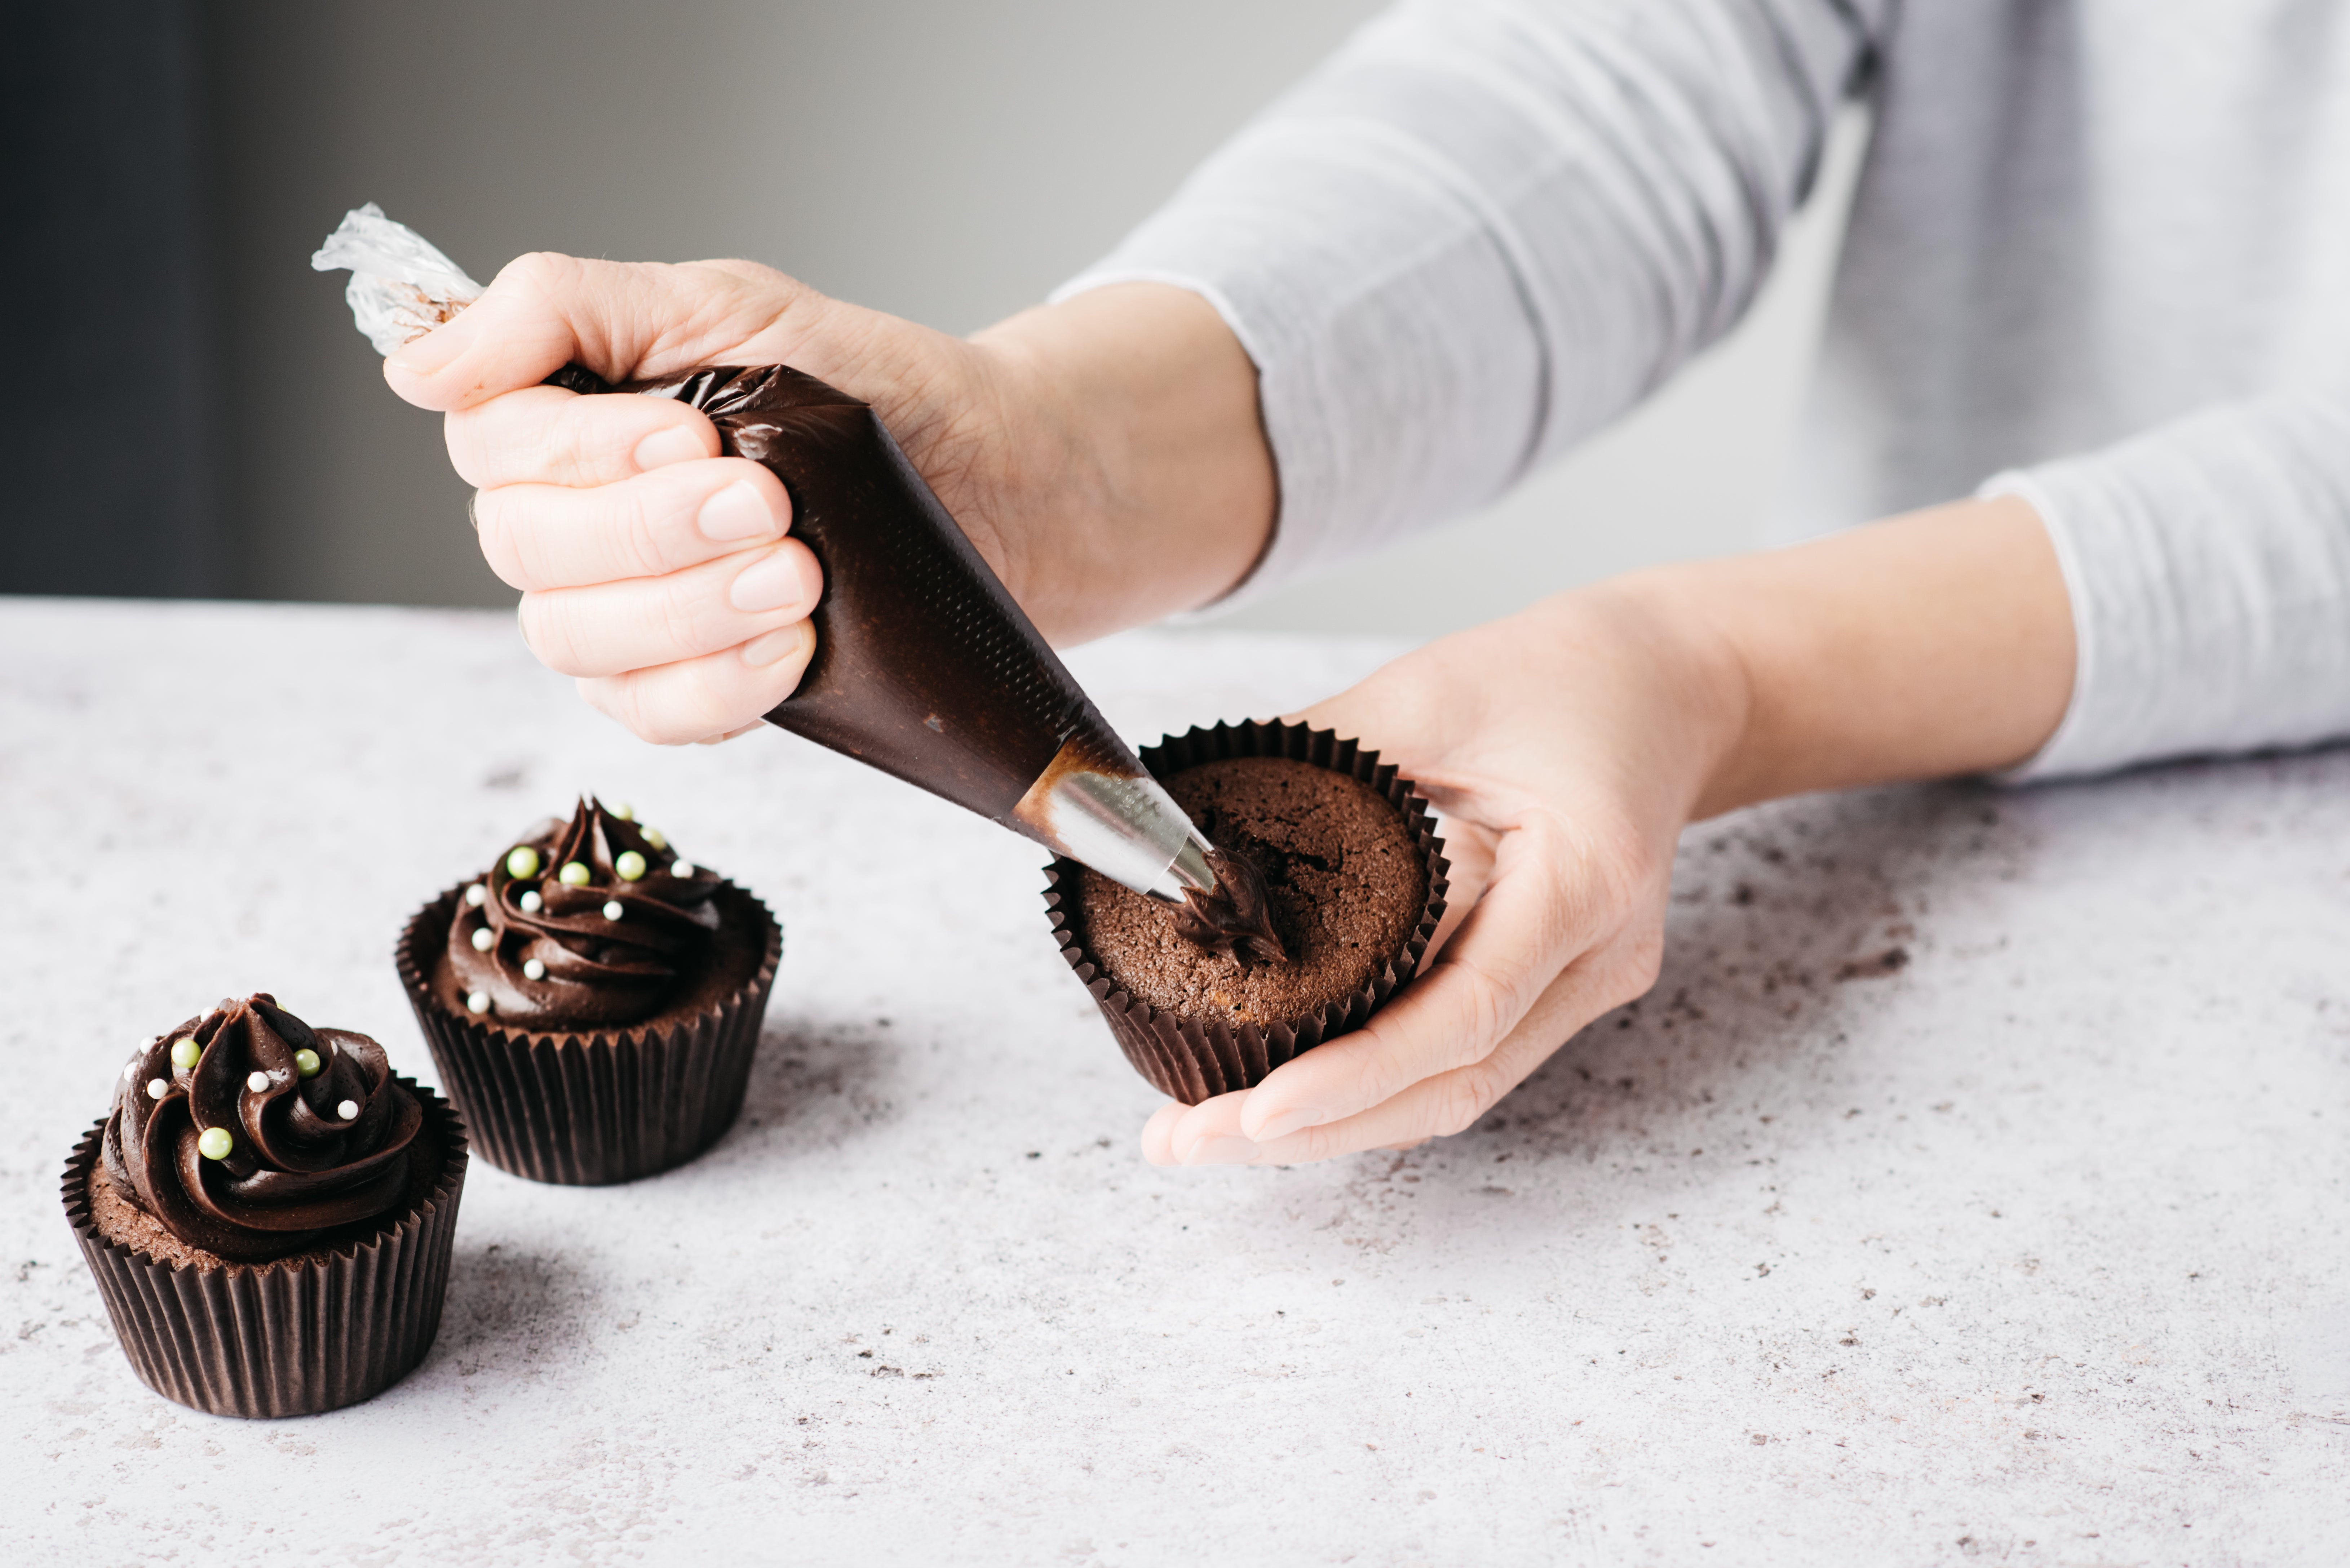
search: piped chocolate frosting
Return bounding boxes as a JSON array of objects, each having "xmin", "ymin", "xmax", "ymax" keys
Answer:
[
  {"xmin": 101, "ymin": 994, "xmax": 423, "ymax": 1263},
  {"xmin": 443, "ymin": 797, "xmax": 721, "ymax": 1029},
  {"xmin": 1172, "ymin": 848, "xmax": 1287, "ymax": 965}
]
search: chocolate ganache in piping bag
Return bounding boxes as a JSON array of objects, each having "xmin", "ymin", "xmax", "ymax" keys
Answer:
[
  {"xmin": 315, "ymin": 206, "xmax": 1280, "ymax": 961},
  {"xmin": 102, "ymin": 995, "xmax": 424, "ymax": 1263}
]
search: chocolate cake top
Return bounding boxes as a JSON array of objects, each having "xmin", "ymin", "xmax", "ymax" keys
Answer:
[{"xmin": 1074, "ymin": 756, "xmax": 1429, "ymax": 1029}]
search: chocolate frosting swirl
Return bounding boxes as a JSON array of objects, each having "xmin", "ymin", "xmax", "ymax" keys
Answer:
[
  {"xmin": 446, "ymin": 797, "xmax": 722, "ymax": 1029},
  {"xmin": 102, "ymin": 994, "xmax": 423, "ymax": 1263}
]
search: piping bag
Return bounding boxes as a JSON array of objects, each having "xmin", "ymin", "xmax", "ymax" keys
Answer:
[{"xmin": 315, "ymin": 205, "xmax": 1282, "ymax": 959}]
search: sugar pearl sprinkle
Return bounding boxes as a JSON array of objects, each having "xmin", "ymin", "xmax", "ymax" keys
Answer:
[
  {"xmin": 471, "ymin": 926, "xmax": 496, "ymax": 952},
  {"xmin": 519, "ymin": 889, "xmax": 543, "ymax": 913},
  {"xmin": 615, "ymin": 850, "xmax": 647, "ymax": 881},
  {"xmin": 337, "ymin": 1100, "xmax": 360, "ymax": 1121},
  {"xmin": 464, "ymin": 883, "xmax": 487, "ymax": 908},
  {"xmin": 522, "ymin": 958, "xmax": 546, "ymax": 981},
  {"xmin": 294, "ymin": 1048, "xmax": 321, "ymax": 1078},
  {"xmin": 197, "ymin": 1127, "xmax": 234, "ymax": 1161},
  {"xmin": 146, "ymin": 1078, "xmax": 169, "ymax": 1101},
  {"xmin": 672, "ymin": 860, "xmax": 696, "ymax": 879},
  {"xmin": 170, "ymin": 1037, "xmax": 200, "ymax": 1070},
  {"xmin": 603, "ymin": 900, "xmax": 625, "ymax": 920},
  {"xmin": 123, "ymin": 1061, "xmax": 137, "ymax": 1081},
  {"xmin": 506, "ymin": 845, "xmax": 541, "ymax": 879},
  {"xmin": 641, "ymin": 826, "xmax": 668, "ymax": 850},
  {"xmin": 611, "ymin": 801, "xmax": 634, "ymax": 820},
  {"xmin": 559, "ymin": 861, "xmax": 592, "ymax": 887},
  {"xmin": 466, "ymin": 990, "xmax": 491, "ymax": 1015},
  {"xmin": 247, "ymin": 1071, "xmax": 270, "ymax": 1093}
]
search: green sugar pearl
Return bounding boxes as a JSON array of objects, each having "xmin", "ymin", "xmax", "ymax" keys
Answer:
[
  {"xmin": 169, "ymin": 1038, "xmax": 200, "ymax": 1070},
  {"xmin": 641, "ymin": 827, "xmax": 668, "ymax": 851},
  {"xmin": 506, "ymin": 845, "xmax": 541, "ymax": 879},
  {"xmin": 615, "ymin": 850, "xmax": 647, "ymax": 882},
  {"xmin": 294, "ymin": 1048, "xmax": 322, "ymax": 1078},
  {"xmin": 196, "ymin": 1126, "xmax": 234, "ymax": 1161},
  {"xmin": 559, "ymin": 861, "xmax": 592, "ymax": 887}
]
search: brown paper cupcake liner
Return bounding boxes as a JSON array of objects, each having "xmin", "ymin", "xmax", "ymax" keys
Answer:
[
  {"xmin": 395, "ymin": 883, "xmax": 781, "ymax": 1186},
  {"xmin": 61, "ymin": 1079, "xmax": 468, "ymax": 1420},
  {"xmin": 1044, "ymin": 720, "xmax": 1450, "ymax": 1104}
]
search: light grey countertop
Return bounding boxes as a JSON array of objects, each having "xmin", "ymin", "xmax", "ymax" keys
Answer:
[{"xmin": 4, "ymin": 596, "xmax": 2346, "ymax": 1566}]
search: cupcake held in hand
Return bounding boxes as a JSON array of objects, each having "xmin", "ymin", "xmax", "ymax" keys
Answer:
[
  {"xmin": 398, "ymin": 796, "xmax": 781, "ymax": 1186},
  {"xmin": 63, "ymin": 993, "xmax": 468, "ymax": 1418},
  {"xmin": 1046, "ymin": 721, "xmax": 1448, "ymax": 1105}
]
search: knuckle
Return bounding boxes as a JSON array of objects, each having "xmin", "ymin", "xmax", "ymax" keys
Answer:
[
  {"xmin": 518, "ymin": 591, "xmax": 591, "ymax": 676},
  {"xmin": 610, "ymin": 478, "xmax": 678, "ymax": 582},
  {"xmin": 1431, "ymin": 1069, "xmax": 1499, "ymax": 1139}
]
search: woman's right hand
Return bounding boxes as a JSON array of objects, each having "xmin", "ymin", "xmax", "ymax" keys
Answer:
[{"xmin": 383, "ymin": 256, "xmax": 1274, "ymax": 744}]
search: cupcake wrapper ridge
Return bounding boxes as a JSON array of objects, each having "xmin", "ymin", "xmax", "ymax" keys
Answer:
[
  {"xmin": 1045, "ymin": 719, "xmax": 1450, "ymax": 1105},
  {"xmin": 395, "ymin": 882, "xmax": 782, "ymax": 1186},
  {"xmin": 61, "ymin": 1079, "xmax": 469, "ymax": 1420}
]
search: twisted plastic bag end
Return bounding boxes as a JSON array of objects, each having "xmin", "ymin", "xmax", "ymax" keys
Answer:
[{"xmin": 311, "ymin": 202, "xmax": 483, "ymax": 357}]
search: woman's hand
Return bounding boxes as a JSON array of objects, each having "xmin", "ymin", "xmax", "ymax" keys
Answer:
[
  {"xmin": 1141, "ymin": 496, "xmax": 2076, "ymax": 1166},
  {"xmin": 384, "ymin": 256, "xmax": 1273, "ymax": 743},
  {"xmin": 1141, "ymin": 581, "xmax": 1747, "ymax": 1164}
]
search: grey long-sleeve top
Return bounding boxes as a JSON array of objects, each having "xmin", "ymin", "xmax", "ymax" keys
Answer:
[{"xmin": 1055, "ymin": 0, "xmax": 2350, "ymax": 780}]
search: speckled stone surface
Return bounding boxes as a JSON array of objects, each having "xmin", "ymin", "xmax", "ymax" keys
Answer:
[{"xmin": 4, "ymin": 597, "xmax": 2346, "ymax": 1567}]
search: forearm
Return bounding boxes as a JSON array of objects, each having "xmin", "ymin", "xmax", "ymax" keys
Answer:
[
  {"xmin": 1594, "ymin": 495, "xmax": 2076, "ymax": 818},
  {"xmin": 975, "ymin": 283, "xmax": 1275, "ymax": 643}
]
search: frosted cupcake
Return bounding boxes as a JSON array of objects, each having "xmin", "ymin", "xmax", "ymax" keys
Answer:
[
  {"xmin": 62, "ymin": 993, "xmax": 468, "ymax": 1417},
  {"xmin": 396, "ymin": 796, "xmax": 781, "ymax": 1185}
]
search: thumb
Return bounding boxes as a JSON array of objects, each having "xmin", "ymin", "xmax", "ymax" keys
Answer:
[{"xmin": 381, "ymin": 252, "xmax": 825, "ymax": 414}]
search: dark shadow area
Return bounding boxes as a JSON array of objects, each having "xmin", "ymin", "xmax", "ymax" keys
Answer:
[
  {"xmin": 1, "ymin": 1, "xmax": 221, "ymax": 595},
  {"xmin": 710, "ymin": 1013, "xmax": 906, "ymax": 1168},
  {"xmin": 422, "ymin": 1238, "xmax": 588, "ymax": 1384}
]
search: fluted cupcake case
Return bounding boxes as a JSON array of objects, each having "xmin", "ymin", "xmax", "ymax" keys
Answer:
[
  {"xmin": 1045, "ymin": 720, "xmax": 1450, "ymax": 1105},
  {"xmin": 396, "ymin": 884, "xmax": 782, "ymax": 1186},
  {"xmin": 61, "ymin": 1079, "xmax": 469, "ymax": 1420}
]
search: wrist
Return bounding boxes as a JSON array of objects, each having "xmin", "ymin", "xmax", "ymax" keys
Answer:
[
  {"xmin": 1530, "ymin": 573, "xmax": 1757, "ymax": 827},
  {"xmin": 975, "ymin": 283, "xmax": 1275, "ymax": 641}
]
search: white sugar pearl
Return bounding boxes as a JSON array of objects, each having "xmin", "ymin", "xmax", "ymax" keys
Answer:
[
  {"xmin": 672, "ymin": 860, "xmax": 696, "ymax": 879},
  {"xmin": 470, "ymin": 926, "xmax": 495, "ymax": 952},
  {"xmin": 466, "ymin": 991, "xmax": 491, "ymax": 1015},
  {"xmin": 519, "ymin": 889, "xmax": 543, "ymax": 914},
  {"xmin": 123, "ymin": 1061, "xmax": 137, "ymax": 1081},
  {"xmin": 337, "ymin": 1100, "xmax": 360, "ymax": 1121},
  {"xmin": 641, "ymin": 827, "xmax": 668, "ymax": 850},
  {"xmin": 247, "ymin": 1071, "xmax": 269, "ymax": 1093},
  {"xmin": 146, "ymin": 1078, "xmax": 168, "ymax": 1100},
  {"xmin": 603, "ymin": 900, "xmax": 624, "ymax": 920},
  {"xmin": 522, "ymin": 959, "xmax": 546, "ymax": 981},
  {"xmin": 464, "ymin": 883, "xmax": 487, "ymax": 908}
]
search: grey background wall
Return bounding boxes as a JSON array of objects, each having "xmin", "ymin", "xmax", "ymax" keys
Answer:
[{"xmin": 93, "ymin": 1, "xmax": 1859, "ymax": 635}]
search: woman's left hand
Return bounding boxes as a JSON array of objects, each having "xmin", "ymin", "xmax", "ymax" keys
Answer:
[{"xmin": 1140, "ymin": 579, "xmax": 1742, "ymax": 1166}]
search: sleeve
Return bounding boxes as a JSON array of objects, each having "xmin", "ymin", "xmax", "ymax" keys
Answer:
[
  {"xmin": 1983, "ymin": 390, "xmax": 2350, "ymax": 779},
  {"xmin": 1052, "ymin": 0, "xmax": 1885, "ymax": 601}
]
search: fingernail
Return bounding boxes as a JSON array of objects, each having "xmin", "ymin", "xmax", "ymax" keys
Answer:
[
  {"xmin": 634, "ymin": 424, "xmax": 707, "ymax": 472},
  {"xmin": 1249, "ymin": 1108, "xmax": 1319, "ymax": 1143},
  {"xmin": 385, "ymin": 314, "xmax": 477, "ymax": 377},
  {"xmin": 1183, "ymin": 1136, "xmax": 1260, "ymax": 1167},
  {"xmin": 729, "ymin": 548, "xmax": 810, "ymax": 613},
  {"xmin": 699, "ymin": 481, "xmax": 779, "ymax": 543},
  {"xmin": 740, "ymin": 625, "xmax": 809, "ymax": 668}
]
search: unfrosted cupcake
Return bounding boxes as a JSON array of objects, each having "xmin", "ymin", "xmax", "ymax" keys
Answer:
[
  {"xmin": 62, "ymin": 993, "xmax": 468, "ymax": 1417},
  {"xmin": 1045, "ymin": 721, "xmax": 1448, "ymax": 1103},
  {"xmin": 396, "ymin": 796, "xmax": 781, "ymax": 1185}
]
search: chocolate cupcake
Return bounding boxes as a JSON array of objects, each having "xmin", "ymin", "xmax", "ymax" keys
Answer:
[
  {"xmin": 396, "ymin": 797, "xmax": 781, "ymax": 1185},
  {"xmin": 1045, "ymin": 721, "xmax": 1448, "ymax": 1103},
  {"xmin": 62, "ymin": 993, "xmax": 467, "ymax": 1418}
]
